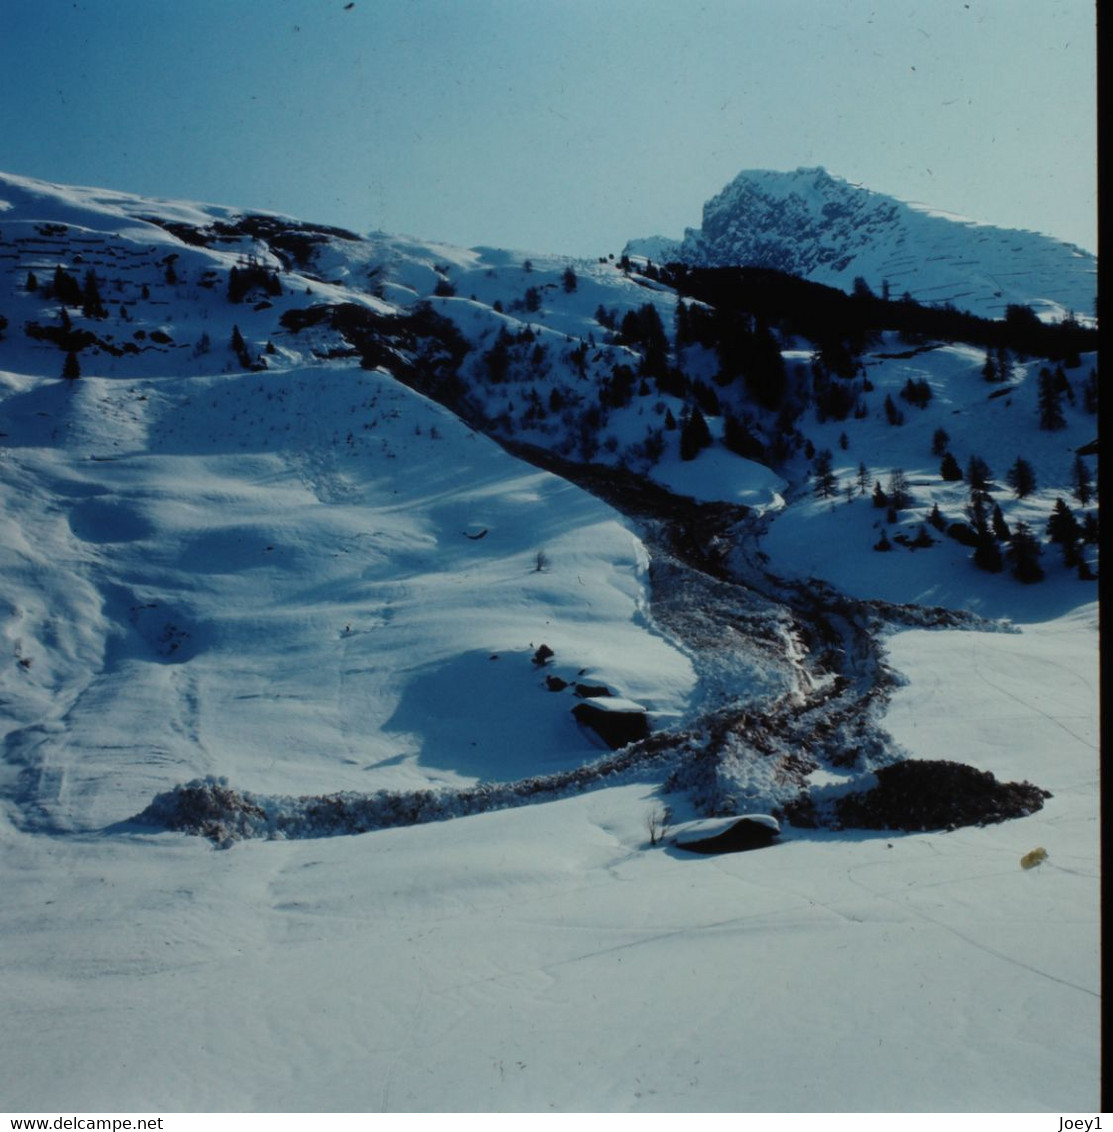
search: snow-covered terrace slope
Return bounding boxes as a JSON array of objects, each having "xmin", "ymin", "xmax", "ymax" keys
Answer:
[{"xmin": 629, "ymin": 166, "xmax": 1096, "ymax": 321}]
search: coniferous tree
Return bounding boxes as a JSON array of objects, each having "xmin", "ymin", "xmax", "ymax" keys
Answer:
[
  {"xmin": 931, "ymin": 427, "xmax": 950, "ymax": 456},
  {"xmin": 674, "ymin": 301, "xmax": 692, "ymax": 345},
  {"xmin": 230, "ymin": 324, "xmax": 252, "ymax": 369},
  {"xmin": 62, "ymin": 351, "xmax": 81, "ymax": 380},
  {"xmin": 812, "ymin": 448, "xmax": 837, "ymax": 498},
  {"xmin": 81, "ymin": 269, "xmax": 106, "ymax": 319},
  {"xmin": 887, "ymin": 467, "xmax": 912, "ymax": 510},
  {"xmin": 883, "ymin": 393, "xmax": 904, "ymax": 425},
  {"xmin": 722, "ymin": 412, "xmax": 763, "ymax": 459},
  {"xmin": 939, "ymin": 451, "xmax": 963, "ymax": 482},
  {"xmin": 52, "ymin": 266, "xmax": 82, "ymax": 306},
  {"xmin": 968, "ymin": 494, "xmax": 1003, "ymax": 573},
  {"xmin": 1071, "ymin": 455, "xmax": 1093, "ymax": 505},
  {"xmin": 995, "ymin": 346, "xmax": 1013, "ymax": 383},
  {"xmin": 1037, "ymin": 367, "xmax": 1066, "ymax": 430},
  {"xmin": 856, "ymin": 462, "xmax": 870, "ymax": 495},
  {"xmin": 25, "ymin": 271, "xmax": 38, "ymax": 293},
  {"xmin": 991, "ymin": 504, "xmax": 1011, "ymax": 542},
  {"xmin": 742, "ymin": 318, "xmax": 787, "ymax": 410},
  {"xmin": 1082, "ymin": 368, "xmax": 1098, "ymax": 414},
  {"xmin": 1005, "ymin": 456, "xmax": 1037, "ymax": 499},
  {"xmin": 679, "ymin": 405, "xmax": 712, "ymax": 461},
  {"xmin": 1007, "ymin": 522, "xmax": 1044, "ymax": 583},
  {"xmin": 872, "ymin": 480, "xmax": 889, "ymax": 509},
  {"xmin": 966, "ymin": 454, "xmax": 992, "ymax": 492},
  {"xmin": 1046, "ymin": 499, "xmax": 1083, "ymax": 567},
  {"xmin": 483, "ymin": 328, "xmax": 512, "ymax": 383}
]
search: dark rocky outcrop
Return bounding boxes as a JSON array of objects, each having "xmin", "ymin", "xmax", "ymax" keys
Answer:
[
  {"xmin": 674, "ymin": 815, "xmax": 780, "ymax": 854},
  {"xmin": 574, "ymin": 682, "xmax": 611, "ymax": 699},
  {"xmin": 572, "ymin": 699, "xmax": 649, "ymax": 750}
]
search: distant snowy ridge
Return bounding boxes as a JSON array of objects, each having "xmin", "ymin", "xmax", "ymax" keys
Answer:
[{"xmin": 626, "ymin": 166, "xmax": 1096, "ymax": 320}]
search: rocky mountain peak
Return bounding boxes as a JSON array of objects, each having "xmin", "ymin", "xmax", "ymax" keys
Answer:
[{"xmin": 628, "ymin": 167, "xmax": 1095, "ymax": 319}]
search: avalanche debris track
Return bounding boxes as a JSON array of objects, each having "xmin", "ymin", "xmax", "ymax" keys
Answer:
[
  {"xmin": 138, "ymin": 439, "xmax": 1012, "ymax": 845},
  {"xmin": 501, "ymin": 445, "xmax": 1010, "ymax": 822}
]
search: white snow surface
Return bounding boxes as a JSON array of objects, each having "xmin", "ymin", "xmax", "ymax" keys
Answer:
[{"xmin": 0, "ymin": 171, "xmax": 1100, "ymax": 1112}]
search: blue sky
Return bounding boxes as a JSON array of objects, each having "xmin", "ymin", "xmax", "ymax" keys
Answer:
[{"xmin": 0, "ymin": 0, "xmax": 1096, "ymax": 256}]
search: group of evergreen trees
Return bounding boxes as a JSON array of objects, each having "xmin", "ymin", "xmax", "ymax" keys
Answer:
[
  {"xmin": 227, "ymin": 261, "xmax": 282, "ymax": 304},
  {"xmin": 951, "ymin": 448, "xmax": 1096, "ymax": 582},
  {"xmin": 862, "ymin": 420, "xmax": 1098, "ymax": 583}
]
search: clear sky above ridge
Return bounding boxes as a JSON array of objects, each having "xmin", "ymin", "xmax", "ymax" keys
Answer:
[{"xmin": 0, "ymin": 0, "xmax": 1097, "ymax": 257}]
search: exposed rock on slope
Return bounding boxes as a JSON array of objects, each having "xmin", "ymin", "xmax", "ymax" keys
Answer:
[{"xmin": 628, "ymin": 166, "xmax": 1096, "ymax": 320}]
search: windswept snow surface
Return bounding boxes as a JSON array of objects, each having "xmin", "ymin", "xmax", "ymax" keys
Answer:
[{"xmin": 0, "ymin": 172, "xmax": 1100, "ymax": 1111}]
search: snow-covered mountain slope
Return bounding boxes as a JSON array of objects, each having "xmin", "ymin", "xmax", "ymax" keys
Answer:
[
  {"xmin": 0, "ymin": 171, "xmax": 1100, "ymax": 1111},
  {"xmin": 0, "ymin": 166, "xmax": 1100, "ymax": 828},
  {"xmin": 0, "ymin": 176, "xmax": 708, "ymax": 836},
  {"xmin": 628, "ymin": 167, "xmax": 1096, "ymax": 321}
]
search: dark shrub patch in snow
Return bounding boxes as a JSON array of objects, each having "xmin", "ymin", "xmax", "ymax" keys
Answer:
[
  {"xmin": 836, "ymin": 759, "xmax": 1050, "ymax": 831},
  {"xmin": 138, "ymin": 777, "xmax": 266, "ymax": 845}
]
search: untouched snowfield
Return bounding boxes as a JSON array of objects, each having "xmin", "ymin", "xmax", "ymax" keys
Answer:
[{"xmin": 0, "ymin": 172, "xmax": 1100, "ymax": 1112}]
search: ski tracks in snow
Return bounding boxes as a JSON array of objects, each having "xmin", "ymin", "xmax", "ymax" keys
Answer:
[{"xmin": 842, "ymin": 849, "xmax": 1099, "ymax": 999}]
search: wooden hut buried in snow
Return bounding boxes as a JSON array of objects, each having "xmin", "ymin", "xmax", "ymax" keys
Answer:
[{"xmin": 571, "ymin": 696, "xmax": 650, "ymax": 749}]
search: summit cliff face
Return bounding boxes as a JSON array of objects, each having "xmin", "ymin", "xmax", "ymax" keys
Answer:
[{"xmin": 629, "ymin": 167, "xmax": 1095, "ymax": 320}]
